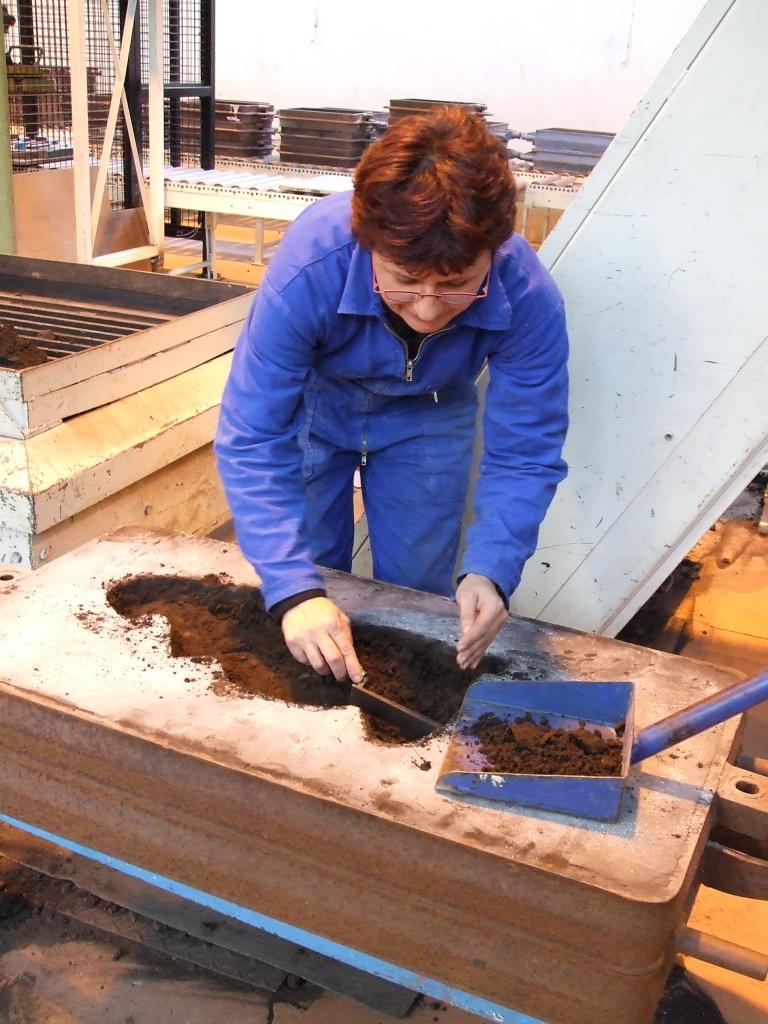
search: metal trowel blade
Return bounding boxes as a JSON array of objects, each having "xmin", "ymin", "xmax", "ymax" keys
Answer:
[{"xmin": 350, "ymin": 680, "xmax": 440, "ymax": 739}]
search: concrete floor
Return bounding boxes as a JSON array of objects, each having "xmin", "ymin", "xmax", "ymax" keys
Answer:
[{"xmin": 0, "ymin": 892, "xmax": 477, "ymax": 1024}]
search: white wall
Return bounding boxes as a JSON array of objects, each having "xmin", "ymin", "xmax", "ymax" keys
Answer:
[{"xmin": 215, "ymin": 0, "xmax": 706, "ymax": 132}]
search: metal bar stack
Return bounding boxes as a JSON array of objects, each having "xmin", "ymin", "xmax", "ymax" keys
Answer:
[
  {"xmin": 387, "ymin": 97, "xmax": 487, "ymax": 124},
  {"xmin": 508, "ymin": 127, "xmax": 615, "ymax": 173},
  {"xmin": 277, "ymin": 107, "xmax": 386, "ymax": 169},
  {"xmin": 215, "ymin": 100, "xmax": 274, "ymax": 161},
  {"xmin": 387, "ymin": 97, "xmax": 509, "ymax": 141}
]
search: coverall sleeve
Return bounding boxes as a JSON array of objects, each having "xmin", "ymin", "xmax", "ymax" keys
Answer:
[
  {"xmin": 214, "ymin": 278, "xmax": 324, "ymax": 610},
  {"xmin": 459, "ymin": 304, "xmax": 569, "ymax": 599}
]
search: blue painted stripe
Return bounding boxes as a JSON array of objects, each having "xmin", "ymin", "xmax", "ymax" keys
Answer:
[{"xmin": 0, "ymin": 810, "xmax": 546, "ymax": 1024}]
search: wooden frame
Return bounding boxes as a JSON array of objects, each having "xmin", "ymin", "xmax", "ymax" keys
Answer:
[
  {"xmin": 0, "ymin": 354, "xmax": 232, "ymax": 567},
  {"xmin": 0, "ymin": 256, "xmax": 251, "ymax": 439},
  {"xmin": 66, "ymin": 0, "xmax": 165, "ymax": 268}
]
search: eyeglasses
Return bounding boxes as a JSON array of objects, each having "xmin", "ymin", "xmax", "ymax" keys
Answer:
[{"xmin": 372, "ymin": 262, "xmax": 491, "ymax": 307}]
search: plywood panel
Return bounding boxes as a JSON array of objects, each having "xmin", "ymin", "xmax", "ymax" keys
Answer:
[
  {"xmin": 31, "ymin": 443, "xmax": 228, "ymax": 567},
  {"xmin": 12, "ymin": 168, "xmax": 150, "ymax": 267}
]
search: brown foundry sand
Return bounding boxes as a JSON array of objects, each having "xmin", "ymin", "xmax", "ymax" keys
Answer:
[
  {"xmin": 105, "ymin": 573, "xmax": 507, "ymax": 744},
  {"xmin": 463, "ymin": 711, "xmax": 624, "ymax": 776},
  {"xmin": 0, "ymin": 320, "xmax": 49, "ymax": 369}
]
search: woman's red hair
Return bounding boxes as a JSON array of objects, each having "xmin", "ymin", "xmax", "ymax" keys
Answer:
[{"xmin": 352, "ymin": 107, "xmax": 516, "ymax": 275}]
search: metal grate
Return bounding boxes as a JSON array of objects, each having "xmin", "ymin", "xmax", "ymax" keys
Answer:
[{"xmin": 0, "ymin": 290, "xmax": 169, "ymax": 357}]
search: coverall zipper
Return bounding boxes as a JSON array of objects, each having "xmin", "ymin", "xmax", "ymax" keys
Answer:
[
  {"xmin": 381, "ymin": 322, "xmax": 457, "ymax": 382},
  {"xmin": 362, "ymin": 322, "xmax": 456, "ymax": 463}
]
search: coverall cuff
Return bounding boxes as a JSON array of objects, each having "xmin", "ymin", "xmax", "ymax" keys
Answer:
[
  {"xmin": 455, "ymin": 573, "xmax": 510, "ymax": 611},
  {"xmin": 269, "ymin": 588, "xmax": 328, "ymax": 621}
]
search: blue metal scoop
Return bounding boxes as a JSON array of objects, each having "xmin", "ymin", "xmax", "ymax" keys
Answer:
[{"xmin": 436, "ymin": 669, "xmax": 768, "ymax": 821}]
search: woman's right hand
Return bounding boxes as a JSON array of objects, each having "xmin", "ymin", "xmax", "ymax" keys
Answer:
[{"xmin": 282, "ymin": 597, "xmax": 365, "ymax": 683}]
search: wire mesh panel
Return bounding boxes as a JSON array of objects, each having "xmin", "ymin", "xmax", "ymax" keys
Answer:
[
  {"xmin": 5, "ymin": 0, "xmax": 79, "ymax": 171},
  {"xmin": 4, "ymin": 0, "xmax": 213, "ymax": 225}
]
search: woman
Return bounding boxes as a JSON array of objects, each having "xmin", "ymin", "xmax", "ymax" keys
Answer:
[{"xmin": 215, "ymin": 108, "xmax": 568, "ymax": 682}]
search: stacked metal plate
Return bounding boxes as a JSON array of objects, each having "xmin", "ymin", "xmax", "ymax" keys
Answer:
[
  {"xmin": 387, "ymin": 98, "xmax": 509, "ymax": 141},
  {"xmin": 485, "ymin": 120, "xmax": 511, "ymax": 141},
  {"xmin": 277, "ymin": 107, "xmax": 383, "ymax": 169},
  {"xmin": 216, "ymin": 100, "xmax": 274, "ymax": 160},
  {"xmin": 509, "ymin": 127, "xmax": 615, "ymax": 173},
  {"xmin": 387, "ymin": 97, "xmax": 487, "ymax": 124},
  {"xmin": 141, "ymin": 99, "xmax": 275, "ymax": 162}
]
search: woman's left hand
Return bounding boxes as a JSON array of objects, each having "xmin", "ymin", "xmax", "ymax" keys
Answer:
[{"xmin": 455, "ymin": 573, "xmax": 508, "ymax": 670}]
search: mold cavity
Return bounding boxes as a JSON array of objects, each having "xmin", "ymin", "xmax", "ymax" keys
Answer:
[{"xmin": 106, "ymin": 574, "xmax": 505, "ymax": 744}]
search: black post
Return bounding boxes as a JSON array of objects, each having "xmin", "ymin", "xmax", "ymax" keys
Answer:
[
  {"xmin": 199, "ymin": 0, "xmax": 214, "ymax": 264},
  {"xmin": 168, "ymin": 0, "xmax": 181, "ymax": 167},
  {"xmin": 121, "ymin": 0, "xmax": 143, "ymax": 208},
  {"xmin": 200, "ymin": 0, "xmax": 214, "ymax": 170},
  {"xmin": 168, "ymin": 0, "xmax": 181, "ymax": 231},
  {"xmin": 152, "ymin": 0, "xmax": 215, "ymax": 246},
  {"xmin": 16, "ymin": 0, "xmax": 40, "ymax": 141}
]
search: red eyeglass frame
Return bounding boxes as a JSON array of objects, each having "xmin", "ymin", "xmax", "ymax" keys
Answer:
[{"xmin": 371, "ymin": 261, "xmax": 491, "ymax": 306}]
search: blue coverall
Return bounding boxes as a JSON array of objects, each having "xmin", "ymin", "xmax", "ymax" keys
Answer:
[{"xmin": 214, "ymin": 192, "xmax": 569, "ymax": 612}]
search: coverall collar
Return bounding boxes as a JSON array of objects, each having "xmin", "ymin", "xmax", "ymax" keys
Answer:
[{"xmin": 337, "ymin": 243, "xmax": 514, "ymax": 330}]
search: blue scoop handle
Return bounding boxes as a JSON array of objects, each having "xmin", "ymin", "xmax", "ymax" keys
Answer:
[{"xmin": 631, "ymin": 668, "xmax": 768, "ymax": 765}]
